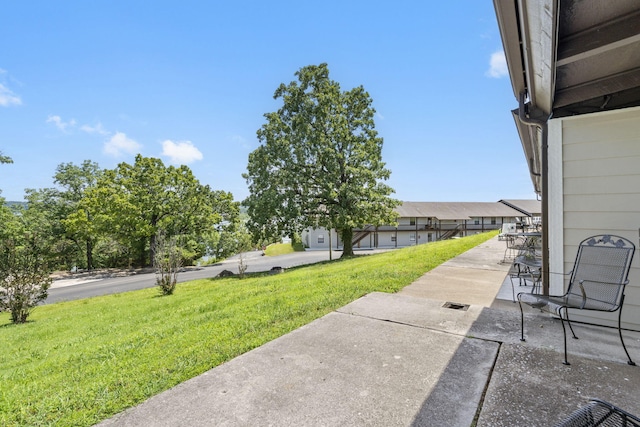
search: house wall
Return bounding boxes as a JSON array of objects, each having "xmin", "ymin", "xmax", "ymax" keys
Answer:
[
  {"xmin": 303, "ymin": 215, "xmax": 518, "ymax": 250},
  {"xmin": 303, "ymin": 228, "xmax": 340, "ymax": 250},
  {"xmin": 550, "ymin": 106, "xmax": 640, "ymax": 329}
]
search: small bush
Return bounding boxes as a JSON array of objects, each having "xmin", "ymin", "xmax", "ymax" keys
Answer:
[
  {"xmin": 0, "ymin": 238, "xmax": 53, "ymax": 324},
  {"xmin": 153, "ymin": 232, "xmax": 182, "ymax": 295},
  {"xmin": 237, "ymin": 253, "xmax": 248, "ymax": 279}
]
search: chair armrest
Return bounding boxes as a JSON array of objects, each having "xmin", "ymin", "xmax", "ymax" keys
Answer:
[
  {"xmin": 549, "ymin": 270, "xmax": 572, "ymax": 276},
  {"xmin": 578, "ymin": 281, "xmax": 587, "ymax": 309}
]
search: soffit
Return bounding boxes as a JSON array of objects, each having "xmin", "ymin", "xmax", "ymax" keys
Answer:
[{"xmin": 553, "ymin": 0, "xmax": 640, "ymax": 117}]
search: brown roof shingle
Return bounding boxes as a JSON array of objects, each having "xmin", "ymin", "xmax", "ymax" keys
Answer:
[{"xmin": 395, "ymin": 201, "xmax": 526, "ymax": 220}]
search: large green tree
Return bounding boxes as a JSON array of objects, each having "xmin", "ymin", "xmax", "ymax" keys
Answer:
[
  {"xmin": 244, "ymin": 63, "xmax": 399, "ymax": 257},
  {"xmin": 22, "ymin": 188, "xmax": 70, "ymax": 268},
  {"xmin": 82, "ymin": 155, "xmax": 237, "ymax": 266},
  {"xmin": 56, "ymin": 161, "xmax": 103, "ymax": 269},
  {"xmin": 17, "ymin": 161, "xmax": 103, "ymax": 271}
]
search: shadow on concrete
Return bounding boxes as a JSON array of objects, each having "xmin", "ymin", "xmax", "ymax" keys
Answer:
[{"xmin": 404, "ymin": 303, "xmax": 640, "ymax": 426}]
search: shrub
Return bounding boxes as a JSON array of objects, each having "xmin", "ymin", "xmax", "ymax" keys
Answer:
[
  {"xmin": 153, "ymin": 232, "xmax": 182, "ymax": 295},
  {"xmin": 0, "ymin": 238, "xmax": 53, "ymax": 324},
  {"xmin": 237, "ymin": 252, "xmax": 248, "ymax": 279}
]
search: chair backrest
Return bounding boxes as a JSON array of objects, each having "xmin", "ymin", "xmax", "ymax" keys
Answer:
[{"xmin": 568, "ymin": 235, "xmax": 635, "ymax": 311}]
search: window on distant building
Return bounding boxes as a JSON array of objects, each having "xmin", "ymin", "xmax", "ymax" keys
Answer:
[
  {"xmin": 491, "ymin": 217, "xmax": 496, "ymax": 225},
  {"xmin": 474, "ymin": 218, "xmax": 480, "ymax": 225},
  {"xmin": 318, "ymin": 234, "xmax": 324, "ymax": 244},
  {"xmin": 410, "ymin": 233, "xmax": 416, "ymax": 242},
  {"xmin": 391, "ymin": 235, "xmax": 396, "ymax": 242},
  {"xmin": 409, "ymin": 217, "xmax": 416, "ymax": 226}
]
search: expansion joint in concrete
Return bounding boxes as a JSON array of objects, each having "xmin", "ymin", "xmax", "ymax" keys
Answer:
[
  {"xmin": 334, "ymin": 309, "xmax": 508, "ymax": 345},
  {"xmin": 471, "ymin": 341, "xmax": 502, "ymax": 427}
]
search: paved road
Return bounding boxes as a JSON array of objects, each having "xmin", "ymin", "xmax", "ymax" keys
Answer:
[{"xmin": 46, "ymin": 250, "xmax": 342, "ymax": 304}]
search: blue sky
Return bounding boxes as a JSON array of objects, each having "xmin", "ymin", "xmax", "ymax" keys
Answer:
[{"xmin": 0, "ymin": 1, "xmax": 535, "ymax": 203}]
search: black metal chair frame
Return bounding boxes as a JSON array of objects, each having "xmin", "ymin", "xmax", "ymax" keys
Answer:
[
  {"xmin": 518, "ymin": 234, "xmax": 636, "ymax": 366},
  {"xmin": 554, "ymin": 398, "xmax": 640, "ymax": 427},
  {"xmin": 503, "ymin": 234, "xmax": 527, "ymax": 263},
  {"xmin": 509, "ymin": 254, "xmax": 542, "ymax": 301}
]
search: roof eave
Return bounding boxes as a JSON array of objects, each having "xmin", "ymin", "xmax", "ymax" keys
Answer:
[
  {"xmin": 493, "ymin": 0, "xmax": 526, "ymax": 101},
  {"xmin": 494, "ymin": 0, "xmax": 558, "ymax": 196}
]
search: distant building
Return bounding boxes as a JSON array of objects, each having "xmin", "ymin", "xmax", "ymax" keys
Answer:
[
  {"xmin": 302, "ymin": 200, "xmax": 537, "ymax": 250},
  {"xmin": 498, "ymin": 199, "xmax": 541, "ymax": 228}
]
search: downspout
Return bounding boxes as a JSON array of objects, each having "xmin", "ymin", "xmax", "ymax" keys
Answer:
[{"xmin": 517, "ymin": 91, "xmax": 550, "ymax": 295}]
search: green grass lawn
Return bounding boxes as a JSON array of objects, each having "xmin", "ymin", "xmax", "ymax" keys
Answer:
[
  {"xmin": 263, "ymin": 242, "xmax": 295, "ymax": 256},
  {"xmin": 0, "ymin": 232, "xmax": 496, "ymax": 426}
]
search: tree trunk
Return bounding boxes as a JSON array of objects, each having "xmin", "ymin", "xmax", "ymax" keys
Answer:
[
  {"xmin": 149, "ymin": 233, "xmax": 157, "ymax": 267},
  {"xmin": 86, "ymin": 239, "xmax": 93, "ymax": 270},
  {"xmin": 149, "ymin": 214, "xmax": 159, "ymax": 267},
  {"xmin": 85, "ymin": 211, "xmax": 94, "ymax": 270},
  {"xmin": 339, "ymin": 228, "xmax": 354, "ymax": 257}
]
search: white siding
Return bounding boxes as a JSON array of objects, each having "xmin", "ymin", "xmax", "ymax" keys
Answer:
[
  {"xmin": 557, "ymin": 106, "xmax": 640, "ymax": 329},
  {"xmin": 548, "ymin": 118, "xmax": 564, "ymax": 295},
  {"xmin": 303, "ymin": 228, "xmax": 340, "ymax": 250}
]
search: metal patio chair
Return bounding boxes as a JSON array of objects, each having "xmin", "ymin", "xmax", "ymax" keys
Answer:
[
  {"xmin": 518, "ymin": 234, "xmax": 636, "ymax": 365},
  {"xmin": 554, "ymin": 399, "xmax": 640, "ymax": 427},
  {"xmin": 509, "ymin": 254, "xmax": 542, "ymax": 301},
  {"xmin": 508, "ymin": 233, "xmax": 543, "ymax": 301},
  {"xmin": 503, "ymin": 234, "xmax": 527, "ymax": 263}
]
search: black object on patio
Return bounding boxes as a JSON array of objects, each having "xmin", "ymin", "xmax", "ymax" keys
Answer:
[
  {"xmin": 518, "ymin": 234, "xmax": 636, "ymax": 365},
  {"xmin": 554, "ymin": 398, "xmax": 640, "ymax": 427}
]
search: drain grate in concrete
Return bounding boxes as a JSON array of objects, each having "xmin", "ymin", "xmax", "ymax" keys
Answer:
[{"xmin": 442, "ymin": 302, "xmax": 470, "ymax": 311}]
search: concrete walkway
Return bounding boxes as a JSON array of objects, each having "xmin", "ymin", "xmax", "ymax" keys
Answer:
[{"xmin": 97, "ymin": 237, "xmax": 640, "ymax": 427}]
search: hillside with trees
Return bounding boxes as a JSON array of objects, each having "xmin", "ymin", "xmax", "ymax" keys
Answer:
[{"xmin": 1, "ymin": 156, "xmax": 244, "ymax": 271}]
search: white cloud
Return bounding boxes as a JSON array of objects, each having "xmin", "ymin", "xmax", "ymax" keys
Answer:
[
  {"xmin": 486, "ymin": 50, "xmax": 508, "ymax": 78},
  {"xmin": 0, "ymin": 83, "xmax": 22, "ymax": 107},
  {"xmin": 104, "ymin": 132, "xmax": 142, "ymax": 157},
  {"xmin": 161, "ymin": 140, "xmax": 203, "ymax": 164},
  {"xmin": 0, "ymin": 69, "xmax": 22, "ymax": 107},
  {"xmin": 46, "ymin": 115, "xmax": 76, "ymax": 131},
  {"xmin": 80, "ymin": 122, "xmax": 109, "ymax": 135}
]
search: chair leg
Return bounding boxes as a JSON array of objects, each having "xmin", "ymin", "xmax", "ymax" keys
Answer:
[
  {"xmin": 564, "ymin": 310, "xmax": 578, "ymax": 340},
  {"xmin": 559, "ymin": 307, "xmax": 570, "ymax": 365},
  {"xmin": 509, "ymin": 275, "xmax": 516, "ymax": 303},
  {"xmin": 618, "ymin": 296, "xmax": 636, "ymax": 366},
  {"xmin": 619, "ymin": 327, "xmax": 635, "ymax": 366},
  {"xmin": 532, "ymin": 273, "xmax": 542, "ymax": 295},
  {"xmin": 518, "ymin": 297, "xmax": 526, "ymax": 342}
]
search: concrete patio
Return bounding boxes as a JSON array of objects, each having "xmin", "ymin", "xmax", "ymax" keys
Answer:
[{"xmin": 97, "ymin": 237, "xmax": 640, "ymax": 426}]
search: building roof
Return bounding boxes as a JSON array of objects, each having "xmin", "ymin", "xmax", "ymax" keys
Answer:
[
  {"xmin": 493, "ymin": 0, "xmax": 640, "ymax": 194},
  {"xmin": 498, "ymin": 199, "xmax": 541, "ymax": 217},
  {"xmin": 395, "ymin": 202, "xmax": 526, "ymax": 221}
]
